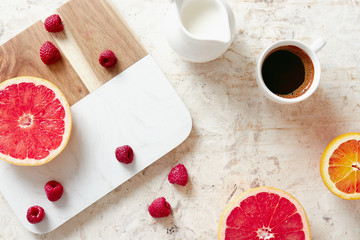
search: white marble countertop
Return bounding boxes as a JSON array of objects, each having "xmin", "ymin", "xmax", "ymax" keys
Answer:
[{"xmin": 1, "ymin": 0, "xmax": 360, "ymax": 239}]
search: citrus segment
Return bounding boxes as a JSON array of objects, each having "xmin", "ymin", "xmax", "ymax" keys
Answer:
[
  {"xmin": 329, "ymin": 140, "xmax": 358, "ymax": 166},
  {"xmin": 0, "ymin": 76, "xmax": 72, "ymax": 166},
  {"xmin": 270, "ymin": 197, "xmax": 297, "ymax": 229},
  {"xmin": 224, "ymin": 229, "xmax": 256, "ymax": 239},
  {"xmin": 275, "ymin": 232, "xmax": 305, "ymax": 240},
  {"xmin": 256, "ymin": 192, "xmax": 280, "ymax": 227},
  {"xmin": 239, "ymin": 195, "xmax": 264, "ymax": 229},
  {"xmin": 335, "ymin": 170, "xmax": 356, "ymax": 194},
  {"xmin": 356, "ymin": 171, "xmax": 360, "ymax": 193},
  {"xmin": 328, "ymin": 165, "xmax": 354, "ymax": 184},
  {"xmin": 218, "ymin": 187, "xmax": 311, "ymax": 240},
  {"xmin": 320, "ymin": 133, "xmax": 360, "ymax": 199},
  {"xmin": 272, "ymin": 213, "xmax": 303, "ymax": 232},
  {"xmin": 226, "ymin": 207, "xmax": 256, "ymax": 231}
]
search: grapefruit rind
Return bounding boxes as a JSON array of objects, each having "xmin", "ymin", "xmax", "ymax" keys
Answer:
[
  {"xmin": 320, "ymin": 132, "xmax": 360, "ymax": 200},
  {"xmin": 218, "ymin": 186, "xmax": 311, "ymax": 240},
  {"xmin": 0, "ymin": 76, "xmax": 72, "ymax": 166}
]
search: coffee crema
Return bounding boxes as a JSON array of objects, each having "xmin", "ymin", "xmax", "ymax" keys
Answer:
[{"xmin": 261, "ymin": 45, "xmax": 314, "ymax": 99}]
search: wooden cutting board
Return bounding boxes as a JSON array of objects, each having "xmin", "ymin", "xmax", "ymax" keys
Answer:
[
  {"xmin": 0, "ymin": 0, "xmax": 192, "ymax": 234},
  {"xmin": 0, "ymin": 0, "xmax": 147, "ymax": 104}
]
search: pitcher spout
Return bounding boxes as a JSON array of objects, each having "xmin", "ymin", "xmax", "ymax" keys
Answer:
[{"xmin": 210, "ymin": 23, "xmax": 232, "ymax": 44}]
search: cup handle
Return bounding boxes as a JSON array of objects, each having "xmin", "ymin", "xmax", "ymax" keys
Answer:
[{"xmin": 310, "ymin": 37, "xmax": 326, "ymax": 53}]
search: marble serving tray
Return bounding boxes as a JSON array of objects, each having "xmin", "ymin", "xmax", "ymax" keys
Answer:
[{"xmin": 0, "ymin": 55, "xmax": 192, "ymax": 234}]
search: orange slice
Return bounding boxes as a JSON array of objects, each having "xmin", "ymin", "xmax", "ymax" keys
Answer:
[
  {"xmin": 320, "ymin": 133, "xmax": 360, "ymax": 200},
  {"xmin": 0, "ymin": 76, "xmax": 72, "ymax": 166},
  {"xmin": 218, "ymin": 186, "xmax": 311, "ymax": 240}
]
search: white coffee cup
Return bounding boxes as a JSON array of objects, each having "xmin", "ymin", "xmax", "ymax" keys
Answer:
[{"xmin": 256, "ymin": 38, "xmax": 326, "ymax": 104}]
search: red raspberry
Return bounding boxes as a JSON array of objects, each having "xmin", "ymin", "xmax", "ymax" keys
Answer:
[
  {"xmin": 26, "ymin": 205, "xmax": 45, "ymax": 224},
  {"xmin": 44, "ymin": 14, "xmax": 64, "ymax": 33},
  {"xmin": 99, "ymin": 50, "xmax": 117, "ymax": 67},
  {"xmin": 168, "ymin": 164, "xmax": 188, "ymax": 186},
  {"xmin": 148, "ymin": 197, "xmax": 171, "ymax": 218},
  {"xmin": 40, "ymin": 41, "xmax": 61, "ymax": 65},
  {"xmin": 115, "ymin": 145, "xmax": 134, "ymax": 164},
  {"xmin": 44, "ymin": 180, "xmax": 63, "ymax": 202}
]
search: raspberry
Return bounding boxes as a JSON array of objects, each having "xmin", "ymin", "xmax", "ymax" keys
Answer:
[
  {"xmin": 115, "ymin": 145, "xmax": 134, "ymax": 164},
  {"xmin": 148, "ymin": 197, "xmax": 171, "ymax": 218},
  {"xmin": 26, "ymin": 205, "xmax": 45, "ymax": 224},
  {"xmin": 44, "ymin": 14, "xmax": 64, "ymax": 33},
  {"xmin": 40, "ymin": 41, "xmax": 61, "ymax": 65},
  {"xmin": 99, "ymin": 50, "xmax": 117, "ymax": 67},
  {"xmin": 168, "ymin": 164, "xmax": 188, "ymax": 186},
  {"xmin": 44, "ymin": 180, "xmax": 63, "ymax": 202}
]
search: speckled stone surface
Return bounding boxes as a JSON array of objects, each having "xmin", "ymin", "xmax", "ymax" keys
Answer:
[{"xmin": 1, "ymin": 0, "xmax": 360, "ymax": 239}]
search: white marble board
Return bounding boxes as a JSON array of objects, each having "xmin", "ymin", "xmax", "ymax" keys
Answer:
[{"xmin": 0, "ymin": 55, "xmax": 192, "ymax": 234}]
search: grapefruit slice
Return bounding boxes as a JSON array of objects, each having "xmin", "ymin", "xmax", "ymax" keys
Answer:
[
  {"xmin": 218, "ymin": 186, "xmax": 311, "ymax": 240},
  {"xmin": 0, "ymin": 76, "xmax": 72, "ymax": 166},
  {"xmin": 320, "ymin": 133, "xmax": 360, "ymax": 200}
]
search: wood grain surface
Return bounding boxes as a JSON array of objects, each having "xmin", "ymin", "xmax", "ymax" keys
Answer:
[
  {"xmin": 57, "ymin": 0, "xmax": 147, "ymax": 89},
  {"xmin": 0, "ymin": 0, "xmax": 147, "ymax": 105},
  {"xmin": 0, "ymin": 21, "xmax": 89, "ymax": 105}
]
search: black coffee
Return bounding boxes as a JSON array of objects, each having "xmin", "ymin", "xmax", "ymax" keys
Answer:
[{"xmin": 261, "ymin": 45, "xmax": 314, "ymax": 98}]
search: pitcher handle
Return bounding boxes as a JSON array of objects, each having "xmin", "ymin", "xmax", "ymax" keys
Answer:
[{"xmin": 310, "ymin": 37, "xmax": 326, "ymax": 53}]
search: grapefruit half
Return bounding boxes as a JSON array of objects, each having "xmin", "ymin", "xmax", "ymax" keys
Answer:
[
  {"xmin": 0, "ymin": 76, "xmax": 72, "ymax": 166},
  {"xmin": 218, "ymin": 186, "xmax": 311, "ymax": 240},
  {"xmin": 320, "ymin": 133, "xmax": 360, "ymax": 200}
]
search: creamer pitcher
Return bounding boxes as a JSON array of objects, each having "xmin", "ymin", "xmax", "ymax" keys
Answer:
[{"xmin": 165, "ymin": 0, "xmax": 236, "ymax": 63}]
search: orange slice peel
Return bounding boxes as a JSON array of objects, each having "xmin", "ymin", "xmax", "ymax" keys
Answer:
[{"xmin": 320, "ymin": 132, "xmax": 360, "ymax": 200}]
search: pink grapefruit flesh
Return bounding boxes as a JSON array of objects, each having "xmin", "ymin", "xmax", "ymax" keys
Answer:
[
  {"xmin": 0, "ymin": 76, "xmax": 72, "ymax": 166},
  {"xmin": 218, "ymin": 186, "xmax": 311, "ymax": 240}
]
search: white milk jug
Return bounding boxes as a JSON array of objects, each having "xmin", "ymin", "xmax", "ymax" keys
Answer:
[{"xmin": 165, "ymin": 0, "xmax": 236, "ymax": 63}]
